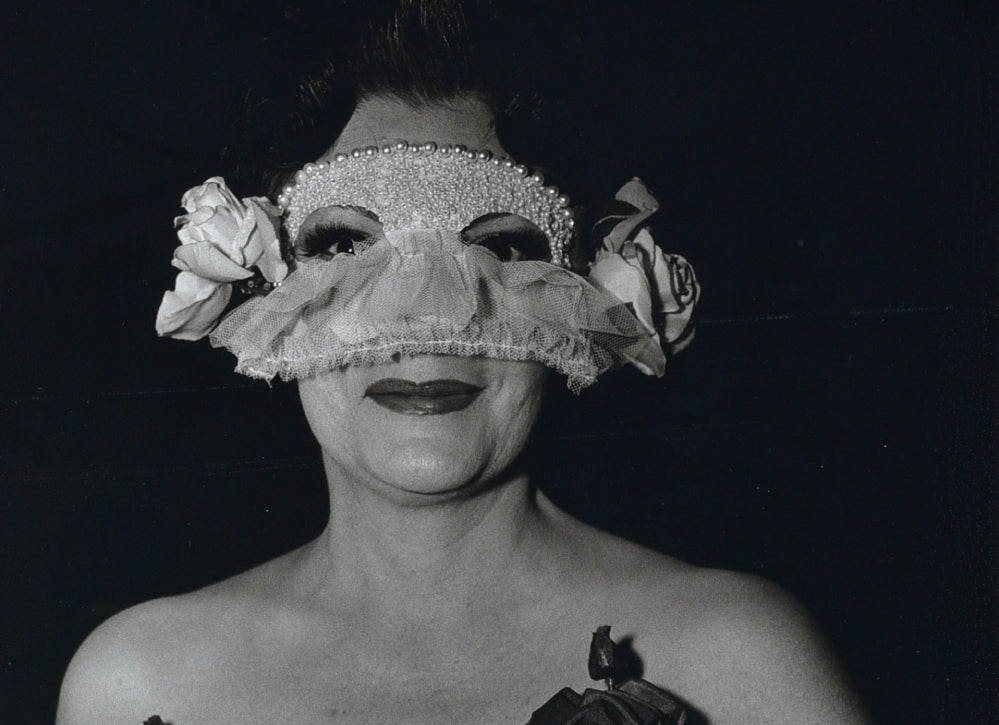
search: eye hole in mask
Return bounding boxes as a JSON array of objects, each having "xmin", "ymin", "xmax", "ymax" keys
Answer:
[
  {"xmin": 460, "ymin": 213, "xmax": 551, "ymax": 263},
  {"xmin": 295, "ymin": 205, "xmax": 385, "ymax": 260}
]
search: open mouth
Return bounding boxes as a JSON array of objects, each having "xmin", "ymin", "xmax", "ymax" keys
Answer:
[{"xmin": 364, "ymin": 378, "xmax": 484, "ymax": 415}]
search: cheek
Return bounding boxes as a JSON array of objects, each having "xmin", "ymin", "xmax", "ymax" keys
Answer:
[
  {"xmin": 480, "ymin": 362, "xmax": 548, "ymax": 468},
  {"xmin": 297, "ymin": 374, "xmax": 355, "ymax": 448}
]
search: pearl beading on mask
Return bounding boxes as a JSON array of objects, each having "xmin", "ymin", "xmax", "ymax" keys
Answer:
[{"xmin": 277, "ymin": 140, "xmax": 575, "ymax": 267}]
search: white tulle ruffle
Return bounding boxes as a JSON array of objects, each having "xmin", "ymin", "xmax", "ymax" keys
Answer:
[{"xmin": 210, "ymin": 238, "xmax": 665, "ymax": 392}]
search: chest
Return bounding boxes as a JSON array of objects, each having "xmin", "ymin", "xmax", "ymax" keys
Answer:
[{"xmin": 161, "ymin": 623, "xmax": 598, "ymax": 725}]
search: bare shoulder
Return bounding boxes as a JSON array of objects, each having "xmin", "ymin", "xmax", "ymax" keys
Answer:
[
  {"xmin": 621, "ymin": 560, "xmax": 872, "ymax": 724},
  {"xmin": 56, "ymin": 594, "xmax": 206, "ymax": 725},
  {"xmin": 539, "ymin": 506, "xmax": 870, "ymax": 724},
  {"xmin": 56, "ymin": 557, "xmax": 290, "ymax": 725}
]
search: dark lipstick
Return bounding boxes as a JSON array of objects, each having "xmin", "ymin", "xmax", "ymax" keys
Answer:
[{"xmin": 364, "ymin": 378, "xmax": 484, "ymax": 415}]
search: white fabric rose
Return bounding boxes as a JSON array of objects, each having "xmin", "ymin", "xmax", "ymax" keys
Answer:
[
  {"xmin": 588, "ymin": 178, "xmax": 700, "ymax": 374},
  {"xmin": 155, "ymin": 271, "xmax": 232, "ymax": 341},
  {"xmin": 156, "ymin": 178, "xmax": 288, "ymax": 340}
]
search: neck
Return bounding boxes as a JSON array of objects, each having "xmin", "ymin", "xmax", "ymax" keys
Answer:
[{"xmin": 297, "ymin": 450, "xmax": 546, "ymax": 622}]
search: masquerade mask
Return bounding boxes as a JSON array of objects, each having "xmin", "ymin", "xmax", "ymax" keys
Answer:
[
  {"xmin": 156, "ymin": 142, "xmax": 699, "ymax": 391},
  {"xmin": 280, "ymin": 142, "xmax": 575, "ymax": 268}
]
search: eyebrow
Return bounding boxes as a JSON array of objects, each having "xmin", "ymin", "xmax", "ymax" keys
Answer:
[
  {"xmin": 463, "ymin": 213, "xmax": 548, "ymax": 235},
  {"xmin": 465, "ymin": 211, "xmax": 533, "ymax": 229},
  {"xmin": 343, "ymin": 205, "xmax": 381, "ymax": 223},
  {"xmin": 300, "ymin": 204, "xmax": 382, "ymax": 230}
]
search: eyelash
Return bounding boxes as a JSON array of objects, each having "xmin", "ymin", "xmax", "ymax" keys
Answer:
[
  {"xmin": 298, "ymin": 223, "xmax": 371, "ymax": 258},
  {"xmin": 297, "ymin": 218, "xmax": 549, "ymax": 262},
  {"xmin": 462, "ymin": 230, "xmax": 551, "ymax": 262}
]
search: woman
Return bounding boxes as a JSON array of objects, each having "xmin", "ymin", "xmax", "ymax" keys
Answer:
[{"xmin": 58, "ymin": 3, "xmax": 869, "ymax": 723}]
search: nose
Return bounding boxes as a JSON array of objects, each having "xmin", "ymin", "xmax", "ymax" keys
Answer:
[
  {"xmin": 365, "ymin": 229, "xmax": 475, "ymax": 327},
  {"xmin": 385, "ymin": 228, "xmax": 465, "ymax": 255}
]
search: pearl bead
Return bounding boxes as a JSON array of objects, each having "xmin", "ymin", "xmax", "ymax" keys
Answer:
[
  {"xmin": 557, "ymin": 194, "xmax": 570, "ymax": 207},
  {"xmin": 334, "ymin": 152, "xmax": 348, "ymax": 163},
  {"xmin": 544, "ymin": 186, "xmax": 558, "ymax": 197},
  {"xmin": 453, "ymin": 144, "xmax": 467, "ymax": 154},
  {"xmin": 304, "ymin": 163, "xmax": 316, "ymax": 174},
  {"xmin": 439, "ymin": 145, "xmax": 451, "ymax": 155},
  {"xmin": 381, "ymin": 144, "xmax": 393, "ymax": 154},
  {"xmin": 422, "ymin": 142, "xmax": 437, "ymax": 152},
  {"xmin": 364, "ymin": 146, "xmax": 377, "ymax": 156},
  {"xmin": 395, "ymin": 141, "xmax": 408, "ymax": 152},
  {"xmin": 513, "ymin": 164, "xmax": 528, "ymax": 176},
  {"xmin": 351, "ymin": 148, "xmax": 363, "ymax": 158},
  {"xmin": 477, "ymin": 150, "xmax": 492, "ymax": 161},
  {"xmin": 528, "ymin": 172, "xmax": 544, "ymax": 185}
]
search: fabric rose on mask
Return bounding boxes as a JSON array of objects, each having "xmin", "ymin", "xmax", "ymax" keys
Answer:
[
  {"xmin": 156, "ymin": 177, "xmax": 288, "ymax": 340},
  {"xmin": 588, "ymin": 178, "xmax": 700, "ymax": 374}
]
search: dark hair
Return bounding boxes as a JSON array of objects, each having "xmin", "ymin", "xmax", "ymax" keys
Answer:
[{"xmin": 222, "ymin": 0, "xmax": 578, "ymax": 199}]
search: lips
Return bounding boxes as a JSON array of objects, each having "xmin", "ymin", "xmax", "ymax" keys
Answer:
[{"xmin": 364, "ymin": 378, "xmax": 484, "ymax": 415}]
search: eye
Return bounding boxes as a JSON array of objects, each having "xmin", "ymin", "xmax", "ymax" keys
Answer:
[
  {"xmin": 460, "ymin": 213, "xmax": 550, "ymax": 262},
  {"xmin": 298, "ymin": 224, "xmax": 363, "ymax": 259},
  {"xmin": 295, "ymin": 205, "xmax": 385, "ymax": 260}
]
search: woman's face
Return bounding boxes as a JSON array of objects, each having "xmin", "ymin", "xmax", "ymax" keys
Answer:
[{"xmin": 297, "ymin": 95, "xmax": 548, "ymax": 500}]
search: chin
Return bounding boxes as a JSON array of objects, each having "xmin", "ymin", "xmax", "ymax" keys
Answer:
[{"xmin": 358, "ymin": 425, "xmax": 499, "ymax": 501}]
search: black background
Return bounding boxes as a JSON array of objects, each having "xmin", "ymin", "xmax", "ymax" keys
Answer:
[{"xmin": 2, "ymin": 2, "xmax": 996, "ymax": 723}]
